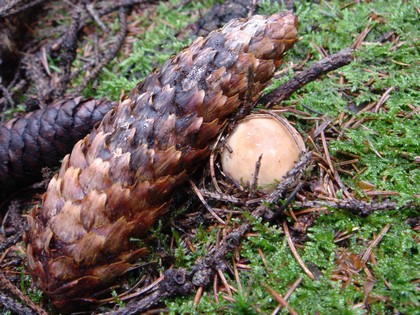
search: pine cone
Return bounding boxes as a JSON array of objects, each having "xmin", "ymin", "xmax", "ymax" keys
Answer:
[
  {"xmin": 0, "ymin": 97, "xmax": 115, "ymax": 192},
  {"xmin": 25, "ymin": 12, "xmax": 298, "ymax": 311}
]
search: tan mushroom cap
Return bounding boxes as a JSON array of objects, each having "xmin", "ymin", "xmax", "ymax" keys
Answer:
[{"xmin": 221, "ymin": 114, "xmax": 305, "ymax": 193}]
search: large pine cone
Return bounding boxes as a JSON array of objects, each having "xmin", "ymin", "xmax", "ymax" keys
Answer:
[
  {"xmin": 25, "ymin": 12, "xmax": 298, "ymax": 310},
  {"xmin": 0, "ymin": 97, "xmax": 115, "ymax": 191}
]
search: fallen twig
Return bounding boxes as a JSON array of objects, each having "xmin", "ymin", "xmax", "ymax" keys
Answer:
[
  {"xmin": 0, "ymin": 0, "xmax": 46, "ymax": 18},
  {"xmin": 0, "ymin": 273, "xmax": 48, "ymax": 315},
  {"xmin": 359, "ymin": 223, "xmax": 391, "ymax": 269},
  {"xmin": 293, "ymin": 199, "xmax": 418, "ymax": 216},
  {"xmin": 189, "ymin": 179, "xmax": 226, "ymax": 225},
  {"xmin": 257, "ymin": 151, "xmax": 313, "ymax": 220},
  {"xmin": 259, "ymin": 48, "xmax": 354, "ymax": 107},
  {"xmin": 0, "ymin": 292, "xmax": 37, "ymax": 315},
  {"xmin": 54, "ymin": 6, "xmax": 82, "ymax": 99},
  {"xmin": 271, "ymin": 277, "xmax": 302, "ymax": 315},
  {"xmin": 85, "ymin": 1, "xmax": 109, "ymax": 32},
  {"xmin": 0, "ymin": 83, "xmax": 15, "ymax": 108},
  {"xmin": 282, "ymin": 221, "xmax": 315, "ymax": 280},
  {"xmin": 103, "ymin": 269, "xmax": 193, "ymax": 315},
  {"xmin": 263, "ymin": 283, "xmax": 298, "ymax": 315}
]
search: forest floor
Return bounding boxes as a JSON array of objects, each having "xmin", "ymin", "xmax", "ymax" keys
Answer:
[{"xmin": 0, "ymin": 0, "xmax": 418, "ymax": 314}]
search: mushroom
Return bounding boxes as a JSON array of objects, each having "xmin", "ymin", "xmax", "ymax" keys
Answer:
[{"xmin": 221, "ymin": 114, "xmax": 305, "ymax": 193}]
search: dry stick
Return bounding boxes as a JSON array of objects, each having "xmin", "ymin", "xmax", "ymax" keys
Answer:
[
  {"xmin": 374, "ymin": 86, "xmax": 394, "ymax": 113},
  {"xmin": 314, "ymin": 119, "xmax": 352, "ymax": 200},
  {"xmin": 232, "ymin": 256, "xmax": 243, "ymax": 293},
  {"xmin": 0, "ymin": 247, "xmax": 12, "ymax": 265},
  {"xmin": 39, "ymin": 46, "xmax": 51, "ymax": 76},
  {"xmin": 48, "ymin": 0, "xmax": 156, "ymax": 51},
  {"xmin": 0, "ymin": 273, "xmax": 48, "ymax": 315},
  {"xmin": 0, "ymin": 83, "xmax": 15, "ymax": 107},
  {"xmin": 200, "ymin": 189, "xmax": 256, "ymax": 206},
  {"xmin": 73, "ymin": 6, "xmax": 128, "ymax": 95},
  {"xmin": 115, "ymin": 275, "xmax": 164, "ymax": 302},
  {"xmin": 0, "ymin": 292, "xmax": 37, "ymax": 315},
  {"xmin": 213, "ymin": 274, "xmax": 219, "ymax": 303},
  {"xmin": 320, "ymin": 129, "xmax": 353, "ymax": 200},
  {"xmin": 94, "ymin": 0, "xmax": 158, "ymax": 19},
  {"xmin": 351, "ymin": 23, "xmax": 372, "ymax": 49},
  {"xmin": 189, "ymin": 180, "xmax": 226, "ymax": 225},
  {"xmin": 284, "ymin": 277, "xmax": 303, "ymax": 300},
  {"xmin": 334, "ymin": 227, "xmax": 359, "ymax": 243},
  {"xmin": 293, "ymin": 199, "xmax": 417, "ymax": 216},
  {"xmin": 404, "ymin": 105, "xmax": 420, "ymax": 119},
  {"xmin": 258, "ymin": 248, "xmax": 268, "ymax": 269},
  {"xmin": 217, "ymin": 269, "xmax": 233, "ymax": 296},
  {"xmin": 105, "ymin": 290, "xmax": 170, "ymax": 315},
  {"xmin": 0, "ymin": 203, "xmax": 25, "ymax": 252},
  {"xmin": 257, "ymin": 151, "xmax": 312, "ymax": 221},
  {"xmin": 313, "ymin": 117, "xmax": 332, "ymax": 138},
  {"xmin": 210, "ymin": 126, "xmax": 228, "ymax": 194},
  {"xmin": 209, "ymin": 151, "xmax": 222, "ymax": 193},
  {"xmin": 193, "ymin": 285, "xmax": 204, "ymax": 305},
  {"xmin": 98, "ymin": 275, "xmax": 148, "ymax": 304},
  {"xmin": 249, "ymin": 154, "xmax": 263, "ymax": 198},
  {"xmin": 97, "ymin": 274, "xmax": 148, "ymax": 304},
  {"xmin": 278, "ymin": 182, "xmax": 304, "ymax": 213},
  {"xmin": 259, "ymin": 48, "xmax": 354, "ymax": 107},
  {"xmin": 282, "ymin": 221, "xmax": 316, "ymax": 280},
  {"xmin": 262, "ymin": 283, "xmax": 298, "ymax": 315},
  {"xmin": 2, "ymin": 1, "xmax": 152, "ymax": 109},
  {"xmin": 26, "ymin": 54, "xmax": 52, "ymax": 108},
  {"xmin": 320, "ymin": 130, "xmax": 334, "ymax": 173},
  {"xmin": 359, "ymin": 223, "xmax": 391, "ymax": 269},
  {"xmin": 271, "ymin": 277, "xmax": 303, "ymax": 315},
  {"xmin": 55, "ymin": 6, "xmax": 81, "ymax": 99},
  {"xmin": 0, "ymin": 77, "xmax": 26, "ymax": 112},
  {"xmin": 0, "ymin": 0, "xmax": 47, "ymax": 18},
  {"xmin": 311, "ymin": 41, "xmax": 329, "ymax": 59},
  {"xmin": 0, "ymin": 232, "xmax": 22, "ymax": 253},
  {"xmin": 85, "ymin": 1, "xmax": 109, "ymax": 32},
  {"xmin": 104, "ymin": 269, "xmax": 196, "ymax": 315}
]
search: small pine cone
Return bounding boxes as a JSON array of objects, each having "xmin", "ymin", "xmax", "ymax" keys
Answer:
[
  {"xmin": 0, "ymin": 97, "xmax": 116, "ymax": 191},
  {"xmin": 25, "ymin": 12, "xmax": 298, "ymax": 310}
]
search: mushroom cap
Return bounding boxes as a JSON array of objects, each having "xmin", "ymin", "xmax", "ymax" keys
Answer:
[{"xmin": 221, "ymin": 114, "xmax": 305, "ymax": 193}]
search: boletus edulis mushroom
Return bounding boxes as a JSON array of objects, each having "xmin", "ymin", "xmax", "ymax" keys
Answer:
[{"xmin": 221, "ymin": 113, "xmax": 305, "ymax": 193}]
